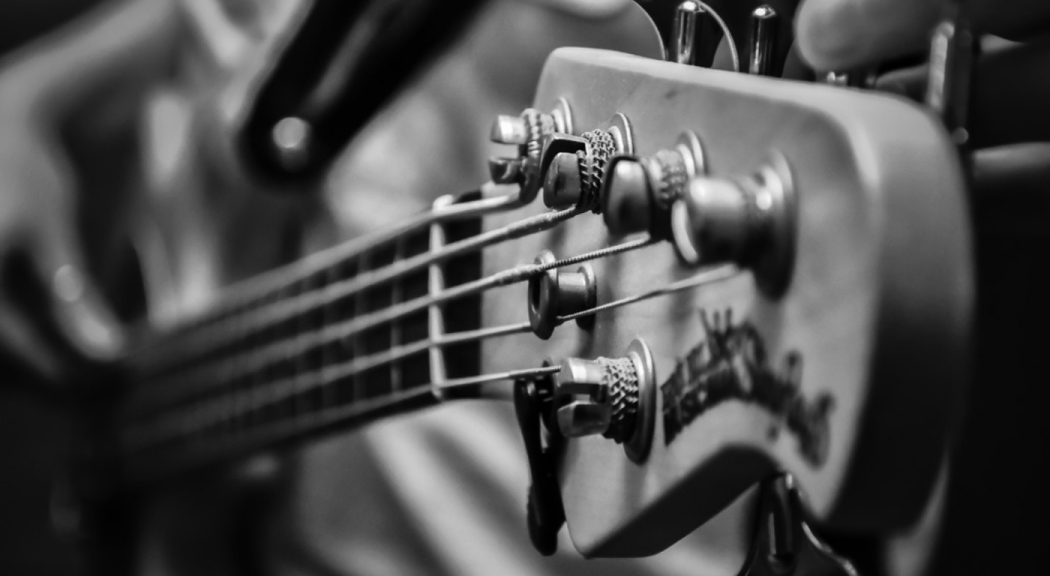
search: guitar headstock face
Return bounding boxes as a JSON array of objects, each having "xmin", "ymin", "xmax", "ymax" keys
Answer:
[{"xmin": 481, "ymin": 48, "xmax": 971, "ymax": 557}]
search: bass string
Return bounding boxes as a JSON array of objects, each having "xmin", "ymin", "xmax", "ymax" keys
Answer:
[
  {"xmin": 123, "ymin": 264, "xmax": 740, "ymax": 452},
  {"xmin": 130, "ymin": 235, "xmax": 657, "ymax": 414},
  {"xmin": 122, "ymin": 320, "xmax": 535, "ymax": 450},
  {"xmin": 123, "ymin": 366, "xmax": 563, "ymax": 481},
  {"xmin": 136, "ymin": 200, "xmax": 581, "ymax": 374},
  {"xmin": 150, "ymin": 189, "xmax": 517, "ymax": 335}
]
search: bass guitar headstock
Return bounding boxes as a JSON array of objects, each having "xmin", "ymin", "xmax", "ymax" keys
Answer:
[{"xmin": 481, "ymin": 45, "xmax": 971, "ymax": 557}]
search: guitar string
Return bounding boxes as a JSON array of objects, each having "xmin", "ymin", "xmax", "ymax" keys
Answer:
[
  {"xmin": 121, "ymin": 320, "xmax": 534, "ymax": 449},
  {"xmin": 123, "ymin": 234, "xmax": 658, "ymax": 437},
  {"xmin": 124, "ymin": 365, "xmax": 563, "ymax": 483},
  {"xmin": 118, "ymin": 184, "xmax": 740, "ymax": 470},
  {"xmin": 122, "ymin": 264, "xmax": 740, "ymax": 453},
  {"xmin": 148, "ymin": 189, "xmax": 520, "ymax": 335},
  {"xmin": 136, "ymin": 201, "xmax": 581, "ymax": 374},
  {"xmin": 131, "ymin": 235, "xmax": 657, "ymax": 414}
]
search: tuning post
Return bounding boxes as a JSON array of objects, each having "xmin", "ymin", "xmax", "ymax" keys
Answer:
[
  {"xmin": 539, "ymin": 114, "xmax": 635, "ymax": 211},
  {"xmin": 489, "ymin": 99, "xmax": 575, "ymax": 202},
  {"xmin": 601, "ymin": 131, "xmax": 706, "ymax": 237},
  {"xmin": 671, "ymin": 151, "xmax": 797, "ymax": 296},
  {"xmin": 748, "ymin": 5, "xmax": 779, "ymax": 76},
  {"xmin": 553, "ymin": 339, "xmax": 657, "ymax": 463},
  {"xmin": 528, "ymin": 251, "xmax": 597, "ymax": 340}
]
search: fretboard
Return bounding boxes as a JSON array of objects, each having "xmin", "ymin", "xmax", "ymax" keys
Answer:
[{"xmin": 116, "ymin": 193, "xmax": 488, "ymax": 485}]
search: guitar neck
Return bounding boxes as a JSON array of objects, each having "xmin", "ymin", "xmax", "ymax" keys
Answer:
[{"xmin": 115, "ymin": 192, "xmax": 495, "ymax": 485}]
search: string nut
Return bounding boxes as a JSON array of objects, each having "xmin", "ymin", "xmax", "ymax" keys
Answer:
[{"xmin": 528, "ymin": 251, "xmax": 597, "ymax": 340}]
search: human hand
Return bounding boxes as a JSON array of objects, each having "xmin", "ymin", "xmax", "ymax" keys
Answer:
[{"xmin": 0, "ymin": 0, "xmax": 175, "ymax": 390}]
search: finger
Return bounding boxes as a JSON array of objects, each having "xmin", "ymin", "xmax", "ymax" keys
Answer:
[
  {"xmin": 797, "ymin": 0, "xmax": 1050, "ymax": 72},
  {"xmin": 796, "ymin": 0, "xmax": 943, "ymax": 72}
]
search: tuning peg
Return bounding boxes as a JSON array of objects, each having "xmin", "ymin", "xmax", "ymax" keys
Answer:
[
  {"xmin": 539, "ymin": 114, "xmax": 634, "ymax": 210},
  {"xmin": 601, "ymin": 131, "xmax": 705, "ymax": 237},
  {"xmin": 748, "ymin": 5, "xmax": 779, "ymax": 76},
  {"xmin": 672, "ymin": 1, "xmax": 706, "ymax": 65},
  {"xmin": 488, "ymin": 99, "xmax": 575, "ymax": 201},
  {"xmin": 553, "ymin": 339, "xmax": 656, "ymax": 462},
  {"xmin": 528, "ymin": 250, "xmax": 597, "ymax": 339},
  {"xmin": 543, "ymin": 152, "xmax": 584, "ymax": 209},
  {"xmin": 490, "ymin": 115, "xmax": 529, "ymax": 145},
  {"xmin": 671, "ymin": 151, "xmax": 797, "ymax": 296}
]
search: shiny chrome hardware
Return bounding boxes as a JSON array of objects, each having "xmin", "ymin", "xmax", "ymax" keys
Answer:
[
  {"xmin": 748, "ymin": 5, "xmax": 778, "ymax": 76},
  {"xmin": 540, "ymin": 114, "xmax": 635, "ymax": 210},
  {"xmin": 602, "ymin": 131, "xmax": 706, "ymax": 236},
  {"xmin": 824, "ymin": 70, "xmax": 877, "ymax": 88},
  {"xmin": 672, "ymin": 1, "xmax": 705, "ymax": 65},
  {"xmin": 528, "ymin": 250, "xmax": 597, "ymax": 340},
  {"xmin": 490, "ymin": 115, "xmax": 530, "ymax": 146},
  {"xmin": 489, "ymin": 99, "xmax": 575, "ymax": 202},
  {"xmin": 553, "ymin": 339, "xmax": 656, "ymax": 462},
  {"xmin": 272, "ymin": 116, "xmax": 312, "ymax": 170},
  {"xmin": 671, "ymin": 151, "xmax": 796, "ymax": 296}
]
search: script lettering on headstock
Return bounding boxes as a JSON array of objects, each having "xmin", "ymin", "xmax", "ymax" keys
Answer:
[{"xmin": 661, "ymin": 310, "xmax": 833, "ymax": 467}]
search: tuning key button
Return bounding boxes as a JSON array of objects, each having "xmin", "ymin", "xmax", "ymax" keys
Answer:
[
  {"xmin": 748, "ymin": 5, "xmax": 779, "ymax": 76},
  {"xmin": 602, "ymin": 131, "xmax": 706, "ymax": 236},
  {"xmin": 553, "ymin": 339, "xmax": 656, "ymax": 462},
  {"xmin": 528, "ymin": 250, "xmax": 597, "ymax": 340},
  {"xmin": 671, "ymin": 151, "xmax": 797, "ymax": 296}
]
